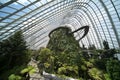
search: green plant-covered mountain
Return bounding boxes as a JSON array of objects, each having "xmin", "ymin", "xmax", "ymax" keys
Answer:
[
  {"xmin": 36, "ymin": 27, "xmax": 107, "ymax": 79},
  {"xmin": 47, "ymin": 27, "xmax": 81, "ymax": 77}
]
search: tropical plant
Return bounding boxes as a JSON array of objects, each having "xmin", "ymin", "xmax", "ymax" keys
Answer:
[
  {"xmin": 36, "ymin": 48, "xmax": 52, "ymax": 62},
  {"xmin": 0, "ymin": 31, "xmax": 28, "ymax": 69},
  {"xmin": 0, "ymin": 31, "xmax": 31, "ymax": 80},
  {"xmin": 104, "ymin": 73, "xmax": 111, "ymax": 80},
  {"xmin": 8, "ymin": 74, "xmax": 22, "ymax": 80},
  {"xmin": 8, "ymin": 66, "xmax": 35, "ymax": 80},
  {"xmin": 20, "ymin": 66, "xmax": 35, "ymax": 80},
  {"xmin": 58, "ymin": 65, "xmax": 78, "ymax": 78},
  {"xmin": 37, "ymin": 48, "xmax": 54, "ymax": 73},
  {"xmin": 106, "ymin": 58, "xmax": 120, "ymax": 80},
  {"xmin": 37, "ymin": 27, "xmax": 109, "ymax": 80},
  {"xmin": 88, "ymin": 68, "xmax": 105, "ymax": 80}
]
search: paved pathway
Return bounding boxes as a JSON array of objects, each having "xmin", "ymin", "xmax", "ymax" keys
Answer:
[{"xmin": 28, "ymin": 59, "xmax": 44, "ymax": 80}]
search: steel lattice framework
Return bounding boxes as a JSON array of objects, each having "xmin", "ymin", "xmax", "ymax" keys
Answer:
[{"xmin": 0, "ymin": 0, "xmax": 120, "ymax": 50}]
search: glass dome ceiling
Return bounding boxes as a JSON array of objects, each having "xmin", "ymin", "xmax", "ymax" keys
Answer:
[{"xmin": 0, "ymin": 0, "xmax": 120, "ymax": 50}]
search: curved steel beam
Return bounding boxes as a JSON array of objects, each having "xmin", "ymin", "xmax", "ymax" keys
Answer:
[{"xmin": 99, "ymin": 0, "xmax": 120, "ymax": 48}]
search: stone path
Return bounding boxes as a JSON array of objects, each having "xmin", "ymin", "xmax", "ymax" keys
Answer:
[{"xmin": 28, "ymin": 59, "xmax": 44, "ymax": 80}]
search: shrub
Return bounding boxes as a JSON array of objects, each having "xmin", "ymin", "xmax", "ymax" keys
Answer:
[
  {"xmin": 8, "ymin": 74, "xmax": 22, "ymax": 80},
  {"xmin": 88, "ymin": 68, "xmax": 105, "ymax": 80},
  {"xmin": 58, "ymin": 65, "xmax": 78, "ymax": 78},
  {"xmin": 106, "ymin": 59, "xmax": 120, "ymax": 80}
]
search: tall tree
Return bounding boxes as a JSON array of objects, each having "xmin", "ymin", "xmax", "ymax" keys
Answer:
[{"xmin": 0, "ymin": 31, "xmax": 27, "ymax": 70}]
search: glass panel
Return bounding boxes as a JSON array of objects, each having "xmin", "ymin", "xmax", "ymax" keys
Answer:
[
  {"xmin": 0, "ymin": 12, "xmax": 9, "ymax": 17},
  {"xmin": 9, "ymin": 2, "xmax": 23, "ymax": 9},
  {"xmin": 17, "ymin": 0, "xmax": 30, "ymax": 5},
  {"xmin": 0, "ymin": 7, "xmax": 16, "ymax": 13},
  {"xmin": 0, "ymin": 0, "xmax": 11, "ymax": 4}
]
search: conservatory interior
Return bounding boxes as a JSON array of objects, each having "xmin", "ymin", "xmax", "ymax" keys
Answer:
[{"xmin": 0, "ymin": 0, "xmax": 120, "ymax": 80}]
